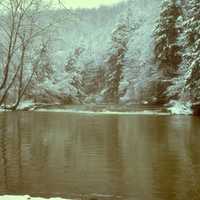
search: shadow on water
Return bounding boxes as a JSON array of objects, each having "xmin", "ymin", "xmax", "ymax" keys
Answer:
[{"xmin": 0, "ymin": 112, "xmax": 200, "ymax": 200}]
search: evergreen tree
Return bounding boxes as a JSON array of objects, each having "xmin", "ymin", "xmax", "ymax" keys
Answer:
[
  {"xmin": 102, "ymin": 14, "xmax": 129, "ymax": 103},
  {"xmin": 63, "ymin": 47, "xmax": 86, "ymax": 102},
  {"xmin": 154, "ymin": 0, "xmax": 182, "ymax": 77},
  {"xmin": 184, "ymin": 0, "xmax": 200, "ymax": 101}
]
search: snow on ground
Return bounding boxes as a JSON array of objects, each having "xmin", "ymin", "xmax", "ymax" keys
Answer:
[
  {"xmin": 0, "ymin": 196, "xmax": 72, "ymax": 200},
  {"xmin": 36, "ymin": 109, "xmax": 170, "ymax": 116},
  {"xmin": 0, "ymin": 101, "xmax": 35, "ymax": 112},
  {"xmin": 0, "ymin": 101, "xmax": 194, "ymax": 116},
  {"xmin": 167, "ymin": 100, "xmax": 193, "ymax": 115},
  {"xmin": 17, "ymin": 100, "xmax": 35, "ymax": 110},
  {"xmin": 0, "ymin": 107, "xmax": 7, "ymax": 112}
]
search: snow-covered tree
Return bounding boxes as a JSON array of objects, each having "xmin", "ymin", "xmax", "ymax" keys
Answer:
[
  {"xmin": 154, "ymin": 0, "xmax": 182, "ymax": 77},
  {"xmin": 63, "ymin": 47, "xmax": 86, "ymax": 102},
  {"xmin": 118, "ymin": 0, "xmax": 162, "ymax": 104},
  {"xmin": 167, "ymin": 0, "xmax": 200, "ymax": 103},
  {"xmin": 102, "ymin": 14, "xmax": 129, "ymax": 103},
  {"xmin": 0, "ymin": 0, "xmax": 55, "ymax": 109},
  {"xmin": 183, "ymin": 0, "xmax": 200, "ymax": 102}
]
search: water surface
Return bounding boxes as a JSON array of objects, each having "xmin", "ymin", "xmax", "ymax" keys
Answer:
[{"xmin": 0, "ymin": 111, "xmax": 200, "ymax": 200}]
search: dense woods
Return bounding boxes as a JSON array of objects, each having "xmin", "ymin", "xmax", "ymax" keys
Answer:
[{"xmin": 0, "ymin": 0, "xmax": 200, "ymax": 112}]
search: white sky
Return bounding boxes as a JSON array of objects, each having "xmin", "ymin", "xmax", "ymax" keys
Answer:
[{"xmin": 53, "ymin": 0, "xmax": 124, "ymax": 8}]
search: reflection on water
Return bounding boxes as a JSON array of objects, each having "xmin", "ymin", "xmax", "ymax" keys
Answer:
[{"xmin": 0, "ymin": 112, "xmax": 200, "ymax": 200}]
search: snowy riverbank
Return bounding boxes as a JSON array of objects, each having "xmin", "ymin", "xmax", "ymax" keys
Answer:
[
  {"xmin": 0, "ymin": 196, "xmax": 72, "ymax": 200},
  {"xmin": 0, "ymin": 101, "xmax": 169, "ymax": 115},
  {"xmin": 0, "ymin": 100, "xmax": 196, "ymax": 115},
  {"xmin": 166, "ymin": 100, "xmax": 193, "ymax": 115}
]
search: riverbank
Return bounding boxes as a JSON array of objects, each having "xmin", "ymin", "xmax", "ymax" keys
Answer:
[
  {"xmin": 0, "ymin": 196, "xmax": 72, "ymax": 200},
  {"xmin": 0, "ymin": 102, "xmax": 169, "ymax": 115},
  {"xmin": 0, "ymin": 100, "xmax": 197, "ymax": 115}
]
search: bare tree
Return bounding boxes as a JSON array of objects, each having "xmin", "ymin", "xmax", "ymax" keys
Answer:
[{"xmin": 0, "ymin": 0, "xmax": 57, "ymax": 110}]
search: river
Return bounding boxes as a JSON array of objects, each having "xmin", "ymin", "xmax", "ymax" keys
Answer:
[{"xmin": 0, "ymin": 110, "xmax": 200, "ymax": 200}]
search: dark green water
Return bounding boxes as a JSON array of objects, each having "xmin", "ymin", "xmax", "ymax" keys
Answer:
[{"xmin": 0, "ymin": 111, "xmax": 200, "ymax": 200}]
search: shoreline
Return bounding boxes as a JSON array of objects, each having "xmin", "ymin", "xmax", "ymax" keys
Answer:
[
  {"xmin": 0, "ymin": 100, "xmax": 196, "ymax": 115},
  {"xmin": 0, "ymin": 196, "xmax": 72, "ymax": 200}
]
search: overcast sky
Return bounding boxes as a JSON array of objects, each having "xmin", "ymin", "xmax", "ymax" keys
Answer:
[{"xmin": 55, "ymin": 0, "xmax": 124, "ymax": 8}]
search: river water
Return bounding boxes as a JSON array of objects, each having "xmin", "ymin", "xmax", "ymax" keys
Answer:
[{"xmin": 0, "ymin": 111, "xmax": 200, "ymax": 200}]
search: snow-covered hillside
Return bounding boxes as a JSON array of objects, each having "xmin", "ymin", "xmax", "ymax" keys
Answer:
[{"xmin": 1, "ymin": 0, "xmax": 200, "ymax": 113}]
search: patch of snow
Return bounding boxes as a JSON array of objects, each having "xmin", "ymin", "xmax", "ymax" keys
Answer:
[
  {"xmin": 141, "ymin": 100, "xmax": 149, "ymax": 105},
  {"xmin": 0, "ymin": 195, "xmax": 72, "ymax": 200},
  {"xmin": 167, "ymin": 100, "xmax": 193, "ymax": 115},
  {"xmin": 18, "ymin": 100, "xmax": 34, "ymax": 110},
  {"xmin": 0, "ymin": 108, "xmax": 5, "ymax": 112},
  {"xmin": 0, "ymin": 107, "xmax": 7, "ymax": 112},
  {"xmin": 36, "ymin": 109, "xmax": 170, "ymax": 116}
]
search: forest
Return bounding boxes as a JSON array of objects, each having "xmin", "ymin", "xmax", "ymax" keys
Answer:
[{"xmin": 0, "ymin": 0, "xmax": 199, "ymax": 114}]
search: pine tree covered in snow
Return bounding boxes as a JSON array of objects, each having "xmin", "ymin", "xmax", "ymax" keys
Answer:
[
  {"xmin": 119, "ymin": 0, "xmax": 162, "ymax": 104},
  {"xmin": 154, "ymin": 0, "xmax": 182, "ymax": 77},
  {"xmin": 183, "ymin": 0, "xmax": 200, "ymax": 102},
  {"xmin": 167, "ymin": 0, "xmax": 200, "ymax": 103},
  {"xmin": 64, "ymin": 47, "xmax": 86, "ymax": 102},
  {"xmin": 102, "ymin": 15, "xmax": 129, "ymax": 103}
]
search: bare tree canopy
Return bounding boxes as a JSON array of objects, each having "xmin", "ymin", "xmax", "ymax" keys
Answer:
[{"xmin": 0, "ymin": 0, "xmax": 56, "ymax": 110}]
